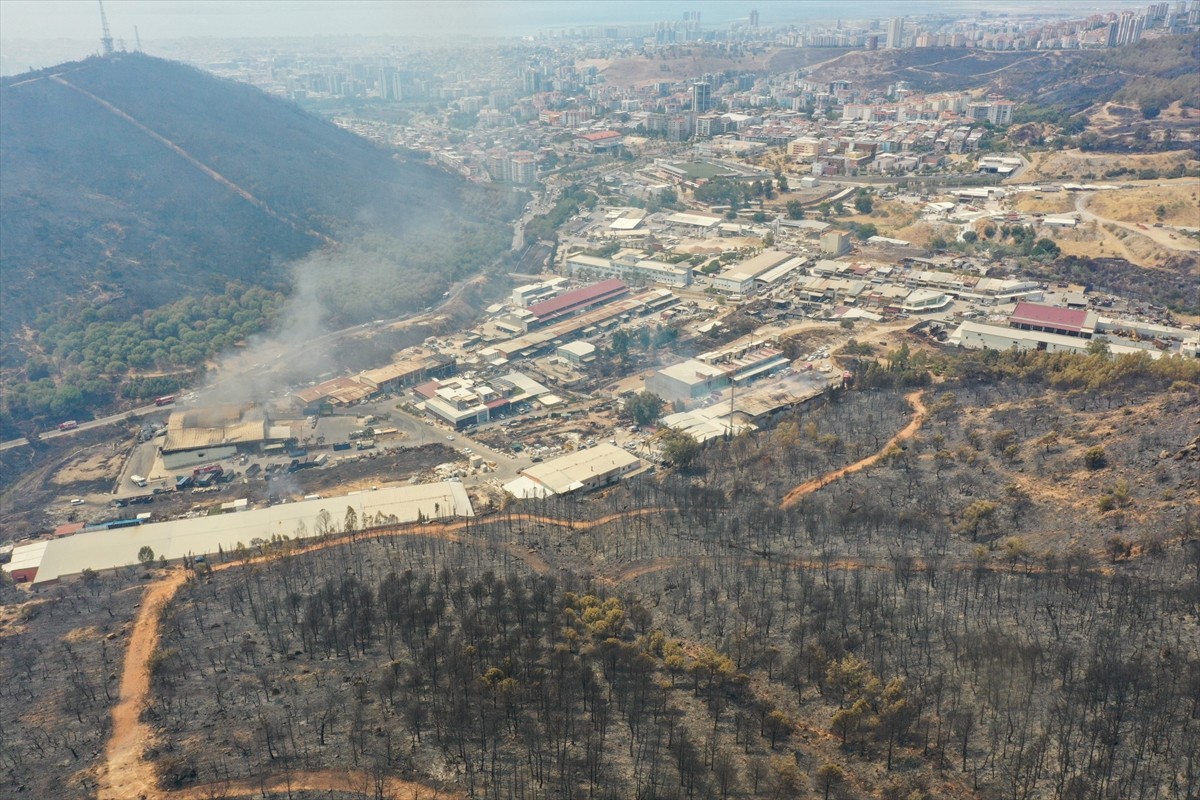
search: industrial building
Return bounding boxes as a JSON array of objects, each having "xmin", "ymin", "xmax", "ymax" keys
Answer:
[
  {"xmin": 557, "ymin": 341, "xmax": 598, "ymax": 365},
  {"xmin": 503, "ymin": 443, "xmax": 641, "ymax": 498},
  {"xmin": 646, "ymin": 360, "xmax": 731, "ymax": 403},
  {"xmin": 3, "ymin": 483, "xmax": 474, "ymax": 586},
  {"xmin": 415, "ymin": 371, "xmax": 550, "ymax": 428},
  {"xmin": 292, "ymin": 376, "xmax": 377, "ymax": 409},
  {"xmin": 160, "ymin": 406, "xmax": 291, "ymax": 471},
  {"xmin": 359, "ymin": 352, "xmax": 457, "ymax": 394},
  {"xmin": 821, "ymin": 231, "xmax": 852, "ymax": 256},
  {"xmin": 512, "ymin": 278, "xmax": 568, "ymax": 308},
  {"xmin": 1009, "ymin": 302, "xmax": 1097, "ymax": 339},
  {"xmin": 948, "ymin": 321, "xmax": 1161, "ymax": 358},
  {"xmin": 495, "ymin": 279, "xmax": 630, "ymax": 335},
  {"xmin": 710, "ymin": 250, "xmax": 800, "ymax": 295},
  {"xmin": 566, "ymin": 252, "xmax": 693, "ymax": 288},
  {"xmin": 660, "ymin": 406, "xmax": 755, "ymax": 443},
  {"xmin": 490, "ymin": 290, "xmax": 676, "ymax": 361},
  {"xmin": 525, "ymin": 279, "xmax": 629, "ymax": 327}
]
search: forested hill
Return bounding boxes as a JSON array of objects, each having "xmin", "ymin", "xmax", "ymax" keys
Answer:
[{"xmin": 0, "ymin": 52, "xmax": 504, "ymax": 342}]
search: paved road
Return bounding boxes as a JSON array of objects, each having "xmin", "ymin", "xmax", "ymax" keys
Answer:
[{"xmin": 0, "ymin": 403, "xmax": 169, "ymax": 452}]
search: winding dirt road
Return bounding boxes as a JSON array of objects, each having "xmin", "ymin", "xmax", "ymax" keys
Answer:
[
  {"xmin": 780, "ymin": 390, "xmax": 927, "ymax": 509},
  {"xmin": 97, "ymin": 393, "xmax": 928, "ymax": 799}
]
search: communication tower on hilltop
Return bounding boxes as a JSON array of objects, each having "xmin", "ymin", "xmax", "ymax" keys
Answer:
[{"xmin": 98, "ymin": 0, "xmax": 115, "ymax": 56}]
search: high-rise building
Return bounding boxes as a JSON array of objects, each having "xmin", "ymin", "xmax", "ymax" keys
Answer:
[
  {"xmin": 691, "ymin": 81, "xmax": 712, "ymax": 113},
  {"xmin": 666, "ymin": 116, "xmax": 692, "ymax": 141},
  {"xmin": 1146, "ymin": 2, "xmax": 1170, "ymax": 23},
  {"xmin": 887, "ymin": 17, "xmax": 905, "ymax": 48},
  {"xmin": 1115, "ymin": 12, "xmax": 1145, "ymax": 44},
  {"xmin": 522, "ymin": 67, "xmax": 542, "ymax": 94},
  {"xmin": 750, "ymin": 9, "xmax": 759, "ymax": 27},
  {"xmin": 510, "ymin": 152, "xmax": 537, "ymax": 185}
]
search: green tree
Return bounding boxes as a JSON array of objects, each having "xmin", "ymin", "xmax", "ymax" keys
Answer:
[
  {"xmin": 137, "ymin": 546, "xmax": 156, "ymax": 566},
  {"xmin": 623, "ymin": 391, "xmax": 664, "ymax": 427},
  {"xmin": 1083, "ymin": 446, "xmax": 1107, "ymax": 470},
  {"xmin": 610, "ymin": 329, "xmax": 631, "ymax": 357},
  {"xmin": 854, "ymin": 192, "xmax": 873, "ymax": 214},
  {"xmin": 786, "ymin": 200, "xmax": 805, "ymax": 220},
  {"xmin": 659, "ymin": 429, "xmax": 701, "ymax": 468}
]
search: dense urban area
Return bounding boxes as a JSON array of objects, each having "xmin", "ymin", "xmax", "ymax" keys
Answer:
[{"xmin": 0, "ymin": 2, "xmax": 1198, "ymax": 799}]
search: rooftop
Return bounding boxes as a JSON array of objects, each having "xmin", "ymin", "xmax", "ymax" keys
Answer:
[
  {"xmin": 1010, "ymin": 302, "xmax": 1094, "ymax": 333},
  {"xmin": 515, "ymin": 443, "xmax": 641, "ymax": 495},
  {"xmin": 5, "ymin": 483, "xmax": 474, "ymax": 585},
  {"xmin": 526, "ymin": 279, "xmax": 628, "ymax": 322}
]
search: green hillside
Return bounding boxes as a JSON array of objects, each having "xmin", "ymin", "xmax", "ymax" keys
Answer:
[
  {"xmin": 0, "ymin": 53, "xmax": 520, "ymax": 434},
  {"xmin": 0, "ymin": 52, "xmax": 516, "ymax": 340}
]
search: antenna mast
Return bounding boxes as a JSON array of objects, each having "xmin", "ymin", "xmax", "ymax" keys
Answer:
[
  {"xmin": 135, "ymin": 26, "xmax": 143, "ymax": 52},
  {"xmin": 98, "ymin": 0, "xmax": 115, "ymax": 56}
]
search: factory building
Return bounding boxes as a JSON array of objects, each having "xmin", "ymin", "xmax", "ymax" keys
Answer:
[
  {"xmin": 1009, "ymin": 302, "xmax": 1097, "ymax": 339},
  {"xmin": 646, "ymin": 360, "xmax": 731, "ymax": 403},
  {"xmin": 3, "ymin": 483, "xmax": 474, "ymax": 586},
  {"xmin": 503, "ymin": 443, "xmax": 641, "ymax": 498}
]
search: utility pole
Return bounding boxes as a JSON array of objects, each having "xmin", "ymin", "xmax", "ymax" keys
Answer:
[{"xmin": 98, "ymin": 0, "xmax": 115, "ymax": 56}]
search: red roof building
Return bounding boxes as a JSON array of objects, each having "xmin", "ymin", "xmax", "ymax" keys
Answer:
[
  {"xmin": 1008, "ymin": 302, "xmax": 1096, "ymax": 338},
  {"xmin": 526, "ymin": 279, "xmax": 628, "ymax": 326},
  {"xmin": 574, "ymin": 130, "xmax": 623, "ymax": 152}
]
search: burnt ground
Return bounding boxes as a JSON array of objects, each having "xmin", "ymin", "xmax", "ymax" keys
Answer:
[
  {"xmin": 0, "ymin": 571, "xmax": 146, "ymax": 800},
  {"xmin": 0, "ymin": 423, "xmax": 143, "ymax": 542}
]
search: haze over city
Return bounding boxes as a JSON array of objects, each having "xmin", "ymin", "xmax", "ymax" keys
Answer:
[
  {"xmin": 1, "ymin": 0, "xmax": 1145, "ymax": 72},
  {"xmin": 0, "ymin": 0, "xmax": 1197, "ymax": 798}
]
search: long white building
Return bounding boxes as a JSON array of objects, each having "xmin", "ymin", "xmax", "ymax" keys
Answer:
[{"xmin": 4, "ymin": 482, "xmax": 474, "ymax": 586}]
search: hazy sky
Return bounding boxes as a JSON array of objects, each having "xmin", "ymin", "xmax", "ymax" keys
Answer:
[
  {"xmin": 0, "ymin": 0, "xmax": 1142, "ymax": 72},
  {"xmin": 0, "ymin": 0, "xmax": 1142, "ymax": 39}
]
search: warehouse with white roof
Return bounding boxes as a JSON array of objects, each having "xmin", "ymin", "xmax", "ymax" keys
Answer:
[
  {"xmin": 503, "ymin": 443, "xmax": 641, "ymax": 498},
  {"xmin": 3, "ymin": 482, "xmax": 473, "ymax": 586}
]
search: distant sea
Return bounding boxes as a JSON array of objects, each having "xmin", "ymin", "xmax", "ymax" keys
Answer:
[{"xmin": 0, "ymin": 0, "xmax": 1145, "ymax": 76}]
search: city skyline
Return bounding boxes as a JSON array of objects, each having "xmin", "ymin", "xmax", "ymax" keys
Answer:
[{"xmin": 1, "ymin": 0, "xmax": 1144, "ymax": 43}]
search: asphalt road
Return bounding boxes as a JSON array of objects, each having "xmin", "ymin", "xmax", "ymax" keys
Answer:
[{"xmin": 0, "ymin": 403, "xmax": 168, "ymax": 452}]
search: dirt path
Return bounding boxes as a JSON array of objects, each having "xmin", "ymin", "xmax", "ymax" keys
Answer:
[
  {"xmin": 98, "ymin": 509, "xmax": 669, "ymax": 799},
  {"xmin": 173, "ymin": 770, "xmax": 461, "ymax": 799},
  {"xmin": 98, "ymin": 570, "xmax": 186, "ymax": 800},
  {"xmin": 95, "ymin": 386, "xmax": 924, "ymax": 800},
  {"xmin": 1075, "ymin": 192, "xmax": 1200, "ymax": 253},
  {"xmin": 780, "ymin": 389, "xmax": 927, "ymax": 509}
]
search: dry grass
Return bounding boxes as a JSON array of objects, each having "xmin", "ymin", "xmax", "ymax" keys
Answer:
[
  {"xmin": 51, "ymin": 446, "xmax": 126, "ymax": 486},
  {"xmin": 888, "ymin": 220, "xmax": 948, "ymax": 247},
  {"xmin": 1016, "ymin": 148, "xmax": 1197, "ymax": 183},
  {"xmin": 1008, "ymin": 192, "xmax": 1078, "ymax": 215},
  {"xmin": 1047, "ymin": 219, "xmax": 1180, "ymax": 268},
  {"xmin": 1088, "ymin": 181, "xmax": 1200, "ymax": 227}
]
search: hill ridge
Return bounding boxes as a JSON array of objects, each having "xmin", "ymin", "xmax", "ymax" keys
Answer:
[{"xmin": 48, "ymin": 72, "xmax": 335, "ymax": 247}]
